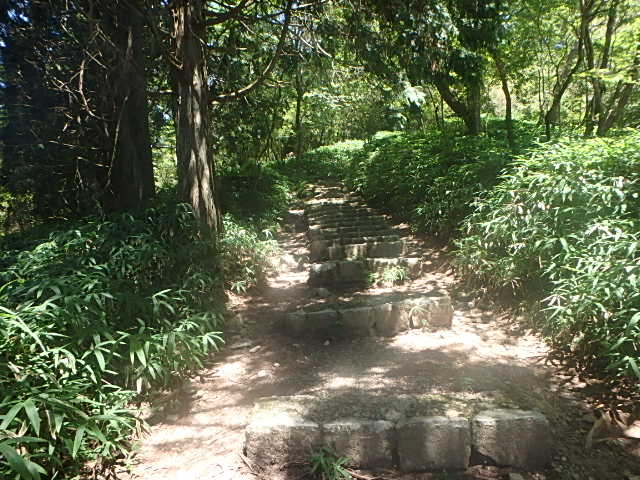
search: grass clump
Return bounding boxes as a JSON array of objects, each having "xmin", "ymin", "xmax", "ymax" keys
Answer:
[
  {"xmin": 0, "ymin": 202, "xmax": 224, "ymax": 479},
  {"xmin": 455, "ymin": 131, "xmax": 640, "ymax": 384},
  {"xmin": 220, "ymin": 214, "xmax": 281, "ymax": 294}
]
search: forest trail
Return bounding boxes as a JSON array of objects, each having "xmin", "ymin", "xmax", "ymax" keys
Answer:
[{"xmin": 126, "ymin": 184, "xmax": 640, "ymax": 480}]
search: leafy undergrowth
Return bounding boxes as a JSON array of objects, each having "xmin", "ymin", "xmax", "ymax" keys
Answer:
[
  {"xmin": 0, "ymin": 202, "xmax": 225, "ymax": 479},
  {"xmin": 291, "ymin": 121, "xmax": 533, "ymax": 240},
  {"xmin": 456, "ymin": 131, "xmax": 640, "ymax": 386},
  {"xmin": 345, "ymin": 129, "xmax": 515, "ymax": 238},
  {"xmin": 277, "ymin": 139, "xmax": 365, "ymax": 182}
]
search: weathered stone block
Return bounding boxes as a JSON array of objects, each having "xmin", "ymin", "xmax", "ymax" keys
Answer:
[
  {"xmin": 284, "ymin": 311, "xmax": 307, "ymax": 336},
  {"xmin": 472, "ymin": 409, "xmax": 550, "ymax": 469},
  {"xmin": 338, "ymin": 306, "xmax": 375, "ymax": 336},
  {"xmin": 338, "ymin": 260, "xmax": 366, "ymax": 283},
  {"xmin": 305, "ymin": 309, "xmax": 339, "ymax": 335},
  {"xmin": 372, "ymin": 303, "xmax": 401, "ymax": 337},
  {"xmin": 245, "ymin": 396, "xmax": 322, "ymax": 465},
  {"xmin": 284, "ymin": 210, "xmax": 307, "ymax": 232},
  {"xmin": 368, "ymin": 241, "xmax": 404, "ymax": 258},
  {"xmin": 322, "ymin": 419, "xmax": 394, "ymax": 468},
  {"xmin": 404, "ymin": 295, "xmax": 454, "ymax": 329},
  {"xmin": 309, "ymin": 240, "xmax": 330, "ymax": 262},
  {"xmin": 308, "ymin": 262, "xmax": 337, "ymax": 285},
  {"xmin": 343, "ymin": 243, "xmax": 368, "ymax": 259},
  {"xmin": 391, "ymin": 302, "xmax": 412, "ymax": 332},
  {"xmin": 397, "ymin": 416, "xmax": 471, "ymax": 472}
]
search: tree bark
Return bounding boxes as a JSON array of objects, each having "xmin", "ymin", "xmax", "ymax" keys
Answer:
[
  {"xmin": 105, "ymin": 2, "xmax": 155, "ymax": 212},
  {"xmin": 491, "ymin": 49, "xmax": 515, "ymax": 149},
  {"xmin": 584, "ymin": 0, "xmax": 619, "ymax": 137},
  {"xmin": 171, "ymin": 0, "xmax": 221, "ymax": 234},
  {"xmin": 597, "ymin": 36, "xmax": 640, "ymax": 135},
  {"xmin": 294, "ymin": 65, "xmax": 305, "ymax": 160},
  {"xmin": 433, "ymin": 77, "xmax": 482, "ymax": 135}
]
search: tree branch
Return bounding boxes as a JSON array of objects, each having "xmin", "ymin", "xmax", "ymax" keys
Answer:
[
  {"xmin": 209, "ymin": 0, "xmax": 294, "ymax": 104},
  {"xmin": 206, "ymin": 0, "xmax": 255, "ymax": 26}
]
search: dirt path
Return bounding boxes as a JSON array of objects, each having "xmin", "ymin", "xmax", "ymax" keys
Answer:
[{"xmin": 125, "ymin": 191, "xmax": 640, "ymax": 480}]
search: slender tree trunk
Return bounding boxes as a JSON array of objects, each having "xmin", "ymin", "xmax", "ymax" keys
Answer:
[
  {"xmin": 171, "ymin": 0, "xmax": 220, "ymax": 234},
  {"xmin": 597, "ymin": 36, "xmax": 640, "ymax": 136},
  {"xmin": 544, "ymin": 34, "xmax": 585, "ymax": 139},
  {"xmin": 294, "ymin": 66, "xmax": 305, "ymax": 160},
  {"xmin": 584, "ymin": 0, "xmax": 619, "ymax": 137},
  {"xmin": 105, "ymin": 3, "xmax": 155, "ymax": 211},
  {"xmin": 491, "ymin": 49, "xmax": 515, "ymax": 149}
]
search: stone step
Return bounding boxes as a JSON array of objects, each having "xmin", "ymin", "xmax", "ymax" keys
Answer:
[
  {"xmin": 311, "ymin": 240, "xmax": 405, "ymax": 262},
  {"xmin": 310, "ymin": 223, "xmax": 390, "ymax": 233},
  {"xmin": 308, "ymin": 227, "xmax": 396, "ymax": 241},
  {"xmin": 307, "ymin": 257, "xmax": 421, "ymax": 286},
  {"xmin": 244, "ymin": 396, "xmax": 551, "ymax": 472},
  {"xmin": 306, "ymin": 206, "xmax": 375, "ymax": 217},
  {"xmin": 309, "ymin": 217, "xmax": 388, "ymax": 229},
  {"xmin": 309, "ymin": 236, "xmax": 401, "ymax": 261},
  {"xmin": 285, "ymin": 293, "xmax": 453, "ymax": 337}
]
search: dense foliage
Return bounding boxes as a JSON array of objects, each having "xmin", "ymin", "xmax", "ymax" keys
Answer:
[
  {"xmin": 456, "ymin": 131, "xmax": 640, "ymax": 384},
  {"xmin": 294, "ymin": 123, "xmax": 522, "ymax": 239},
  {"xmin": 278, "ymin": 140, "xmax": 364, "ymax": 181},
  {"xmin": 0, "ymin": 203, "xmax": 223, "ymax": 478}
]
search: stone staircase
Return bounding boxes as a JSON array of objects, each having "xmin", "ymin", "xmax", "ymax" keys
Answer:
[
  {"xmin": 304, "ymin": 185, "xmax": 421, "ymax": 286},
  {"xmin": 284, "ymin": 183, "xmax": 453, "ymax": 338},
  {"xmin": 243, "ymin": 183, "xmax": 551, "ymax": 476}
]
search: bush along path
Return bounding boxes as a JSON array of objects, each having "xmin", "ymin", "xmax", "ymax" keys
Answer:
[{"xmin": 126, "ymin": 183, "xmax": 640, "ymax": 480}]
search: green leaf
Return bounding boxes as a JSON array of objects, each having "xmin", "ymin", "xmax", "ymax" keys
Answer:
[
  {"xmin": 23, "ymin": 399, "xmax": 40, "ymax": 436},
  {"xmin": 0, "ymin": 442, "xmax": 35, "ymax": 480},
  {"xmin": 1, "ymin": 403, "xmax": 23, "ymax": 430},
  {"xmin": 94, "ymin": 350, "xmax": 106, "ymax": 371},
  {"xmin": 72, "ymin": 426, "xmax": 86, "ymax": 458}
]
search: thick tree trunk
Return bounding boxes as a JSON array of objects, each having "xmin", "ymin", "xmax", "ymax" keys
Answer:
[
  {"xmin": 433, "ymin": 77, "xmax": 482, "ymax": 135},
  {"xmin": 171, "ymin": 0, "xmax": 221, "ymax": 234},
  {"xmin": 105, "ymin": 3, "xmax": 155, "ymax": 211},
  {"xmin": 466, "ymin": 80, "xmax": 482, "ymax": 136}
]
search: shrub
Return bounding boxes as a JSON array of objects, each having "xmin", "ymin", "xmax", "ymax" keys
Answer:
[
  {"xmin": 455, "ymin": 131, "xmax": 640, "ymax": 383},
  {"xmin": 219, "ymin": 164, "xmax": 292, "ymax": 228},
  {"xmin": 278, "ymin": 140, "xmax": 365, "ymax": 181},
  {"xmin": 0, "ymin": 202, "xmax": 224, "ymax": 479},
  {"xmin": 346, "ymin": 130, "xmax": 513, "ymax": 238},
  {"xmin": 219, "ymin": 214, "xmax": 281, "ymax": 294}
]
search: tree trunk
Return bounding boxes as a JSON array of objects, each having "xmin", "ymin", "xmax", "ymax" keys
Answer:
[
  {"xmin": 491, "ymin": 49, "xmax": 515, "ymax": 149},
  {"xmin": 294, "ymin": 66, "xmax": 305, "ymax": 160},
  {"xmin": 105, "ymin": 3, "xmax": 155, "ymax": 211},
  {"xmin": 597, "ymin": 36, "xmax": 640, "ymax": 136},
  {"xmin": 433, "ymin": 77, "xmax": 482, "ymax": 135},
  {"xmin": 171, "ymin": 0, "xmax": 221, "ymax": 234},
  {"xmin": 544, "ymin": 36, "xmax": 584, "ymax": 139},
  {"xmin": 466, "ymin": 79, "xmax": 482, "ymax": 136}
]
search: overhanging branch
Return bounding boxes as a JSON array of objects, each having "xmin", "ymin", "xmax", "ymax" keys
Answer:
[{"xmin": 209, "ymin": 0, "xmax": 294, "ymax": 104}]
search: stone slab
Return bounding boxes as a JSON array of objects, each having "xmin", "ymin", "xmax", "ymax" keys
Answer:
[
  {"xmin": 245, "ymin": 396, "xmax": 322, "ymax": 465},
  {"xmin": 401, "ymin": 295, "xmax": 454, "ymax": 329},
  {"xmin": 472, "ymin": 409, "xmax": 551, "ymax": 469},
  {"xmin": 397, "ymin": 416, "xmax": 471, "ymax": 472},
  {"xmin": 323, "ymin": 419, "xmax": 395, "ymax": 468},
  {"xmin": 337, "ymin": 306, "xmax": 375, "ymax": 336}
]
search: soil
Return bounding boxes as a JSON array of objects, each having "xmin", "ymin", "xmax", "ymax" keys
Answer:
[{"xmin": 122, "ymin": 196, "xmax": 640, "ymax": 480}]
